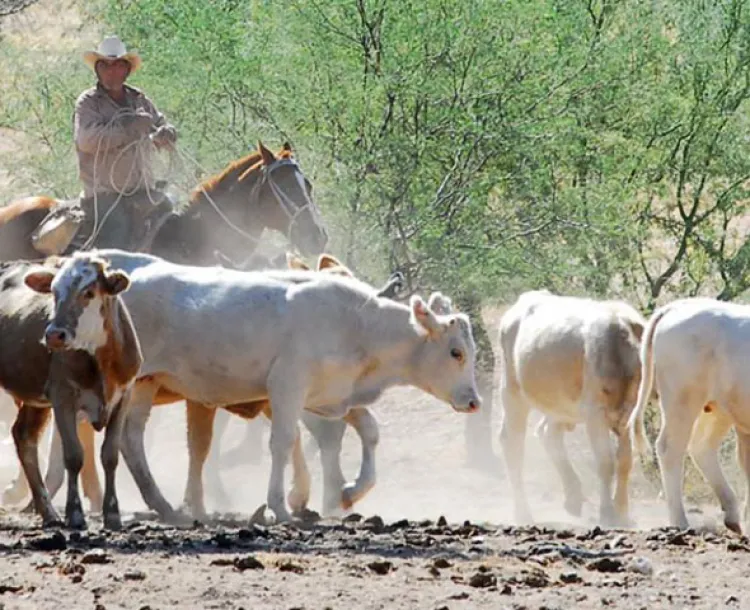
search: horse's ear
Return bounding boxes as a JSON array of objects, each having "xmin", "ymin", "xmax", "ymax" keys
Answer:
[
  {"xmin": 281, "ymin": 141, "xmax": 294, "ymax": 155},
  {"xmin": 257, "ymin": 141, "xmax": 276, "ymax": 166}
]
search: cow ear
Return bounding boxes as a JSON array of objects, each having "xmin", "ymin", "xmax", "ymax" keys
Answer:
[
  {"xmin": 24, "ymin": 269, "xmax": 56, "ymax": 294},
  {"xmin": 428, "ymin": 291, "xmax": 453, "ymax": 316},
  {"xmin": 410, "ymin": 295, "xmax": 443, "ymax": 338},
  {"xmin": 103, "ymin": 270, "xmax": 130, "ymax": 295},
  {"xmin": 318, "ymin": 254, "xmax": 352, "ymax": 276},
  {"xmin": 286, "ymin": 252, "xmax": 310, "ymax": 270}
]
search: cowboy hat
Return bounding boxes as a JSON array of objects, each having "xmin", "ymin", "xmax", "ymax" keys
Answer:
[{"xmin": 83, "ymin": 36, "xmax": 141, "ymax": 73}]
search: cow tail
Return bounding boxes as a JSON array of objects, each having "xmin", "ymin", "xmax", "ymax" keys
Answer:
[{"xmin": 628, "ymin": 305, "xmax": 670, "ymax": 457}]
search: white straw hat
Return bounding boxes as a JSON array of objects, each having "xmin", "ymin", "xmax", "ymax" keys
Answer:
[{"xmin": 83, "ymin": 35, "xmax": 141, "ymax": 73}]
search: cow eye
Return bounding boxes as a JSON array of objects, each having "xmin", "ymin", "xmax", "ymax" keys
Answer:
[{"xmin": 450, "ymin": 348, "xmax": 463, "ymax": 362}]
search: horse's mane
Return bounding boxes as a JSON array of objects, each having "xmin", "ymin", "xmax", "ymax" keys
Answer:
[
  {"xmin": 0, "ymin": 196, "xmax": 56, "ymax": 225},
  {"xmin": 188, "ymin": 148, "xmax": 294, "ymax": 208}
]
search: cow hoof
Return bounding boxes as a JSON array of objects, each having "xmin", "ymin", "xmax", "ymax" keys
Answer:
[
  {"xmin": 287, "ymin": 489, "xmax": 309, "ymax": 515},
  {"xmin": 66, "ymin": 510, "xmax": 87, "ymax": 531},
  {"xmin": 42, "ymin": 513, "xmax": 64, "ymax": 529},
  {"xmin": 725, "ymin": 520, "xmax": 743, "ymax": 535},
  {"xmin": 103, "ymin": 512, "xmax": 122, "ymax": 531}
]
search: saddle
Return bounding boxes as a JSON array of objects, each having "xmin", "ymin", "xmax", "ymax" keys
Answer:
[{"xmin": 31, "ymin": 181, "xmax": 176, "ymax": 256}]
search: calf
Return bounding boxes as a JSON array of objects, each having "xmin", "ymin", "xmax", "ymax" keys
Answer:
[
  {"xmin": 20, "ymin": 253, "xmax": 142, "ymax": 529},
  {"xmin": 628, "ymin": 298, "xmax": 750, "ymax": 534},
  {"xmin": 88, "ymin": 249, "xmax": 480, "ymax": 522},
  {"xmin": 499, "ymin": 290, "xmax": 646, "ymax": 527}
]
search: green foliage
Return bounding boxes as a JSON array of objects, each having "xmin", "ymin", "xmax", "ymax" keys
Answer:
[{"xmin": 4, "ymin": 0, "xmax": 750, "ymax": 306}]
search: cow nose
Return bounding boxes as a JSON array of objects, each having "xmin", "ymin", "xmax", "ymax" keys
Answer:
[
  {"xmin": 45, "ymin": 328, "xmax": 68, "ymax": 350},
  {"xmin": 468, "ymin": 399, "xmax": 480, "ymax": 413}
]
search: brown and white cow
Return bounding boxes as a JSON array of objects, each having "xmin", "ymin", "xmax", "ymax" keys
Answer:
[
  {"xmin": 498, "ymin": 290, "xmax": 646, "ymax": 527},
  {"xmin": 7, "ymin": 253, "xmax": 143, "ymax": 529}
]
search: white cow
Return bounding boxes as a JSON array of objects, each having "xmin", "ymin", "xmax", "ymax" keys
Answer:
[
  {"xmin": 84, "ymin": 249, "xmax": 481, "ymax": 522},
  {"xmin": 499, "ymin": 290, "xmax": 646, "ymax": 527},
  {"xmin": 628, "ymin": 297, "xmax": 750, "ymax": 534}
]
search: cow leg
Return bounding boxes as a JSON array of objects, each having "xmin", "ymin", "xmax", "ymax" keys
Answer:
[
  {"xmin": 655, "ymin": 389, "xmax": 702, "ymax": 531},
  {"xmin": 119, "ymin": 386, "xmax": 177, "ymax": 522},
  {"xmin": 613, "ymin": 426, "xmax": 634, "ymax": 527},
  {"xmin": 204, "ymin": 407, "xmax": 232, "ymax": 509},
  {"xmin": 12, "ymin": 406, "xmax": 60, "ymax": 526},
  {"xmin": 582, "ymin": 404, "xmax": 619, "ymax": 526},
  {"xmin": 79, "ymin": 419, "xmax": 103, "ymax": 513},
  {"xmin": 735, "ymin": 429, "xmax": 750, "ymax": 533},
  {"xmin": 2, "ymin": 399, "xmax": 31, "ymax": 506},
  {"xmin": 266, "ymin": 374, "xmax": 306, "ymax": 523},
  {"xmin": 341, "ymin": 407, "xmax": 380, "ymax": 510},
  {"xmin": 182, "ymin": 401, "xmax": 216, "ymax": 520},
  {"xmin": 302, "ymin": 412, "xmax": 347, "ymax": 516},
  {"xmin": 100, "ymin": 392, "xmax": 131, "ymax": 530},
  {"xmin": 538, "ymin": 418, "xmax": 584, "ymax": 518},
  {"xmin": 51, "ymin": 400, "xmax": 87, "ymax": 529},
  {"xmin": 499, "ymin": 386, "xmax": 533, "ymax": 523},
  {"xmin": 689, "ymin": 410, "xmax": 740, "ymax": 533},
  {"xmin": 287, "ymin": 422, "xmax": 311, "ymax": 515},
  {"xmin": 44, "ymin": 416, "xmax": 102, "ymax": 513}
]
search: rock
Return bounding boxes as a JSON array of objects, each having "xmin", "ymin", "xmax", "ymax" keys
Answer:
[
  {"xmin": 437, "ymin": 515, "xmax": 448, "ymax": 527},
  {"xmin": 468, "ymin": 571, "xmax": 496, "ymax": 588},
  {"xmin": 0, "ymin": 584, "xmax": 24, "ymax": 594},
  {"xmin": 81, "ymin": 550, "xmax": 113, "ymax": 565},
  {"xmin": 234, "ymin": 555, "xmax": 265, "ymax": 571},
  {"xmin": 559, "ymin": 571, "xmax": 582, "ymax": 584},
  {"xmin": 95, "ymin": 604, "xmax": 106, "ymax": 610},
  {"xmin": 367, "ymin": 560, "xmax": 393, "ymax": 575},
  {"xmin": 391, "ymin": 519, "xmax": 410, "ymax": 529},
  {"xmin": 500, "ymin": 583, "xmax": 512, "ymax": 595},
  {"xmin": 428, "ymin": 566, "xmax": 440, "ymax": 578},
  {"xmin": 521, "ymin": 570, "xmax": 550, "ymax": 588},
  {"xmin": 586, "ymin": 557, "xmax": 623, "ymax": 573},
  {"xmin": 343, "ymin": 513, "xmax": 362, "ymax": 523},
  {"xmin": 626, "ymin": 556, "xmax": 653, "ymax": 576},
  {"xmin": 363, "ymin": 516, "xmax": 385, "ymax": 531},
  {"xmin": 433, "ymin": 557, "xmax": 453, "ymax": 569},
  {"xmin": 209, "ymin": 558, "xmax": 235, "ymax": 567},
  {"xmin": 58, "ymin": 560, "xmax": 86, "ymax": 578},
  {"xmin": 726, "ymin": 595, "xmax": 739, "ymax": 605},
  {"xmin": 26, "ymin": 531, "xmax": 66, "ymax": 551},
  {"xmin": 248, "ymin": 504, "xmax": 270, "ymax": 526},
  {"xmin": 123, "ymin": 570, "xmax": 146, "ymax": 581},
  {"xmin": 278, "ymin": 560, "xmax": 304, "ymax": 574}
]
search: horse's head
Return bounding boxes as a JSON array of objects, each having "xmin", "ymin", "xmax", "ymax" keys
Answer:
[{"xmin": 242, "ymin": 141, "xmax": 328, "ymax": 257}]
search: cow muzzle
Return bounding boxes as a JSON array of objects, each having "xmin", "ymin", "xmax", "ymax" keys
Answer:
[
  {"xmin": 44, "ymin": 326, "xmax": 72, "ymax": 351},
  {"xmin": 451, "ymin": 392, "xmax": 482, "ymax": 414}
]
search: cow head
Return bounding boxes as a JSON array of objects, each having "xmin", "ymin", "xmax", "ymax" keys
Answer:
[
  {"xmin": 23, "ymin": 253, "xmax": 130, "ymax": 354},
  {"xmin": 409, "ymin": 293, "xmax": 481, "ymax": 414}
]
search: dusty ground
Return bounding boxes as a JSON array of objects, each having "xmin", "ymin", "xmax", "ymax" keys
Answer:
[{"xmin": 0, "ymin": 388, "xmax": 747, "ymax": 610}]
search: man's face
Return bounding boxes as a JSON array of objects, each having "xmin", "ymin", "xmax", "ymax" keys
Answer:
[{"xmin": 95, "ymin": 59, "xmax": 131, "ymax": 91}]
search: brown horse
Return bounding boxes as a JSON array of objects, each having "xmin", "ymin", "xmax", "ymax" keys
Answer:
[
  {"xmin": 0, "ymin": 141, "xmax": 328, "ymax": 265},
  {"xmin": 0, "ymin": 140, "xmax": 329, "ymax": 516}
]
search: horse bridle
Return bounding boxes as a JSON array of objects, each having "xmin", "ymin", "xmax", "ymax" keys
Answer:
[{"xmin": 250, "ymin": 156, "xmax": 322, "ymax": 239}]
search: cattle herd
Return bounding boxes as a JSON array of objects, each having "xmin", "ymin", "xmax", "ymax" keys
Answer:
[{"xmin": 0, "ymin": 245, "xmax": 748, "ymax": 541}]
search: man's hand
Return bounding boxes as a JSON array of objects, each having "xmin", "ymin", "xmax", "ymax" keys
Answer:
[
  {"xmin": 150, "ymin": 124, "xmax": 177, "ymax": 149},
  {"xmin": 129, "ymin": 110, "xmax": 154, "ymax": 137}
]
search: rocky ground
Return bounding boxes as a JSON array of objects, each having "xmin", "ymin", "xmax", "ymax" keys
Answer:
[{"xmin": 0, "ymin": 510, "xmax": 746, "ymax": 610}]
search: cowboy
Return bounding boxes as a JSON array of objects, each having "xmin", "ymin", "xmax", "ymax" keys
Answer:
[{"xmin": 69, "ymin": 35, "xmax": 178, "ymax": 251}]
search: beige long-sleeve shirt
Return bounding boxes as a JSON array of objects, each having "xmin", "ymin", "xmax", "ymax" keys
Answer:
[{"xmin": 73, "ymin": 83, "xmax": 176, "ymax": 198}]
